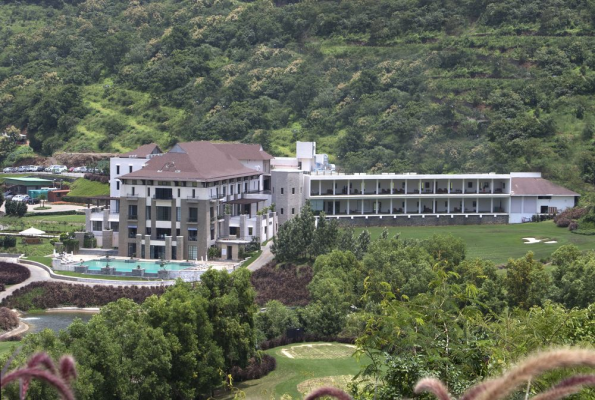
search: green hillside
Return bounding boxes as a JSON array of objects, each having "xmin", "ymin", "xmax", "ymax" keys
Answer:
[{"xmin": 1, "ymin": 0, "xmax": 595, "ymax": 201}]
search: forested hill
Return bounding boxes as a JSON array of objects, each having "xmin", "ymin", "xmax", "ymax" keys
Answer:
[{"xmin": 1, "ymin": 0, "xmax": 595, "ymax": 198}]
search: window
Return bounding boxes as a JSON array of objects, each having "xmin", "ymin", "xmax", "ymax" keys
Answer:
[
  {"xmin": 147, "ymin": 187, "xmax": 150, "ymax": 197},
  {"xmin": 292, "ymin": 188, "xmax": 295, "ymax": 194},
  {"xmin": 131, "ymin": 187, "xmax": 135, "ymax": 195},
  {"xmin": 188, "ymin": 245, "xmax": 197, "ymax": 260},
  {"xmin": 188, "ymin": 208, "xmax": 198, "ymax": 222},
  {"xmin": 176, "ymin": 207, "xmax": 181, "ymax": 222},
  {"xmin": 116, "ymin": 181, "xmax": 120, "ymax": 190},
  {"xmin": 157, "ymin": 181, "xmax": 170, "ymax": 186},
  {"xmin": 128, "ymin": 227, "xmax": 137, "ymax": 239},
  {"xmin": 177, "ymin": 188, "xmax": 180, "ymax": 197},
  {"xmin": 248, "ymin": 227, "xmax": 253, "ymax": 236},
  {"xmin": 425, "ymin": 182, "xmax": 430, "ymax": 188},
  {"xmin": 230, "ymin": 185, "xmax": 233, "ymax": 195},
  {"xmin": 128, "ymin": 205, "xmax": 138, "ymax": 219},
  {"xmin": 192, "ymin": 189, "xmax": 195, "ymax": 198},
  {"xmin": 116, "ymin": 165, "xmax": 120, "ymax": 174},
  {"xmin": 210, "ymin": 229, "xmax": 215, "ymax": 240},
  {"xmin": 146, "ymin": 206, "xmax": 152, "ymax": 218},
  {"xmin": 188, "ymin": 228, "xmax": 197, "ymax": 242},
  {"xmin": 292, "ymin": 208, "xmax": 295, "ymax": 214},
  {"xmin": 468, "ymin": 182, "xmax": 473, "ymax": 188},
  {"xmin": 238, "ymin": 183, "xmax": 241, "ymax": 193},
  {"xmin": 156, "ymin": 228, "xmax": 171, "ymax": 239},
  {"xmin": 156, "ymin": 206, "xmax": 171, "ymax": 221},
  {"xmin": 146, "ymin": 227, "xmax": 151, "ymax": 235},
  {"xmin": 281, "ymin": 188, "xmax": 284, "ymax": 194},
  {"xmin": 129, "ymin": 165, "xmax": 133, "ymax": 173},
  {"xmin": 155, "ymin": 188, "xmax": 172, "ymax": 199},
  {"xmin": 281, "ymin": 208, "xmax": 284, "ymax": 214},
  {"xmin": 110, "ymin": 222, "xmax": 119, "ymax": 232},
  {"xmin": 92, "ymin": 221, "xmax": 102, "ymax": 231},
  {"xmin": 538, "ymin": 196, "xmax": 552, "ymax": 199}
]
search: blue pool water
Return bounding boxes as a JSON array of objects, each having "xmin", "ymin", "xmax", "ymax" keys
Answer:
[{"xmin": 82, "ymin": 259, "xmax": 196, "ymax": 274}]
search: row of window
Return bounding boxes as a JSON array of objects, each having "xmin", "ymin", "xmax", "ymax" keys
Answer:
[
  {"xmin": 279, "ymin": 208, "xmax": 296, "ymax": 215},
  {"xmin": 127, "ymin": 227, "xmax": 198, "ymax": 241},
  {"xmin": 274, "ymin": 187, "xmax": 299, "ymax": 195},
  {"xmin": 127, "ymin": 205, "xmax": 198, "ymax": 221}
]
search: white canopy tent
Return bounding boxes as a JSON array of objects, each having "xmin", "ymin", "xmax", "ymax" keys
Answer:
[{"xmin": 19, "ymin": 227, "xmax": 46, "ymax": 236}]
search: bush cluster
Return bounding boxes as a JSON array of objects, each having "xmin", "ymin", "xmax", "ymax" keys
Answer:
[
  {"xmin": 0, "ymin": 283, "xmax": 5, "ymax": 292},
  {"xmin": 83, "ymin": 173, "xmax": 109, "ymax": 184},
  {"xmin": 4, "ymin": 200, "xmax": 27, "ymax": 217},
  {"xmin": 230, "ymin": 354, "xmax": 276, "ymax": 382},
  {"xmin": 554, "ymin": 207, "xmax": 589, "ymax": 227},
  {"xmin": 1, "ymin": 281, "xmax": 165, "ymax": 311},
  {"xmin": 0, "ymin": 262, "xmax": 30, "ymax": 285},
  {"xmin": 0, "ymin": 307, "xmax": 19, "ymax": 331},
  {"xmin": 251, "ymin": 262, "xmax": 312, "ymax": 306},
  {"xmin": 0, "ymin": 236, "xmax": 17, "ymax": 249}
]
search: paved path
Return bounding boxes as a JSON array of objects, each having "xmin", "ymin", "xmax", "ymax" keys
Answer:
[
  {"xmin": 247, "ymin": 241, "xmax": 274, "ymax": 271},
  {"xmin": 0, "ymin": 203, "xmax": 86, "ymax": 215}
]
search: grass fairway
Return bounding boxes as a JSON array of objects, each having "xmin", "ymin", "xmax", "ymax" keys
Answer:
[
  {"xmin": 362, "ymin": 221, "xmax": 595, "ymax": 264},
  {"xmin": 0, "ymin": 341, "xmax": 19, "ymax": 358},
  {"xmin": 222, "ymin": 342, "xmax": 366, "ymax": 399}
]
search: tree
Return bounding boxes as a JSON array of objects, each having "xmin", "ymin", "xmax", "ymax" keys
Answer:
[
  {"xmin": 504, "ymin": 252, "xmax": 551, "ymax": 308},
  {"xmin": 39, "ymin": 193, "xmax": 47, "ymax": 208},
  {"xmin": 310, "ymin": 212, "xmax": 339, "ymax": 257},
  {"xmin": 255, "ymin": 300, "xmax": 299, "ymax": 341},
  {"xmin": 199, "ymin": 268, "xmax": 257, "ymax": 373},
  {"xmin": 355, "ymin": 229, "xmax": 371, "ymax": 259}
]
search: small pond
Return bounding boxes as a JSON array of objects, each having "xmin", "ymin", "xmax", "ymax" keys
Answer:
[{"xmin": 21, "ymin": 312, "xmax": 94, "ymax": 334}]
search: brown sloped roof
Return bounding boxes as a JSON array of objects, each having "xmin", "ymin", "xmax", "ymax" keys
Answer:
[
  {"xmin": 212, "ymin": 143, "xmax": 273, "ymax": 160},
  {"xmin": 119, "ymin": 141, "xmax": 260, "ymax": 182},
  {"xmin": 120, "ymin": 143, "xmax": 162, "ymax": 158},
  {"xmin": 511, "ymin": 178, "xmax": 579, "ymax": 196}
]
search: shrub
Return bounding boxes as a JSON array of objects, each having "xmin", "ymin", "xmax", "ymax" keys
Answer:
[
  {"xmin": 0, "ymin": 262, "xmax": 30, "ymax": 284},
  {"xmin": 230, "ymin": 354, "xmax": 277, "ymax": 382},
  {"xmin": 554, "ymin": 207, "xmax": 589, "ymax": 224},
  {"xmin": 0, "ymin": 283, "xmax": 5, "ymax": 292},
  {"xmin": 251, "ymin": 262, "xmax": 312, "ymax": 306},
  {"xmin": 0, "ymin": 307, "xmax": 19, "ymax": 331},
  {"xmin": 0, "ymin": 281, "xmax": 166, "ymax": 311},
  {"xmin": 569, "ymin": 221, "xmax": 579, "ymax": 231},
  {"xmin": 556, "ymin": 218, "xmax": 571, "ymax": 227},
  {"xmin": 83, "ymin": 173, "xmax": 109, "ymax": 184},
  {"xmin": 3, "ymin": 236, "xmax": 17, "ymax": 248}
]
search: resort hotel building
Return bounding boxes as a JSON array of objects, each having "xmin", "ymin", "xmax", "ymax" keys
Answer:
[{"xmin": 86, "ymin": 141, "xmax": 579, "ymax": 260}]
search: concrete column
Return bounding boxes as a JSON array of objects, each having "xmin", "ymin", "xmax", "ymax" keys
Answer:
[
  {"xmin": 223, "ymin": 214, "xmax": 230, "ymax": 237},
  {"xmin": 376, "ymin": 179, "xmax": 379, "ymax": 195},
  {"xmin": 476, "ymin": 179, "xmax": 479, "ymax": 194},
  {"xmin": 265, "ymin": 213, "xmax": 271, "ymax": 239},
  {"xmin": 448, "ymin": 198, "xmax": 450, "ymax": 213},
  {"xmin": 255, "ymin": 215, "xmax": 263, "ymax": 240},
  {"xmin": 347, "ymin": 199, "xmax": 350, "ymax": 215},
  {"xmin": 433, "ymin": 200, "xmax": 436, "ymax": 213},
  {"xmin": 239, "ymin": 214, "xmax": 247, "ymax": 239},
  {"xmin": 332, "ymin": 201, "xmax": 336, "ymax": 215},
  {"xmin": 136, "ymin": 234, "xmax": 143, "ymax": 257},
  {"xmin": 333, "ymin": 180, "xmax": 336, "ymax": 195},
  {"xmin": 318, "ymin": 180, "xmax": 321, "ymax": 195},
  {"xmin": 405, "ymin": 180, "xmax": 408, "ymax": 194},
  {"xmin": 390, "ymin": 198, "xmax": 393, "ymax": 213},
  {"xmin": 102, "ymin": 230, "xmax": 113, "ymax": 249},
  {"xmin": 361, "ymin": 199, "xmax": 364, "ymax": 215},
  {"xmin": 462, "ymin": 198, "xmax": 465, "ymax": 213},
  {"xmin": 448, "ymin": 179, "xmax": 451, "ymax": 193},
  {"xmin": 176, "ymin": 236, "xmax": 184, "ymax": 260},
  {"xmin": 491, "ymin": 198, "xmax": 494, "ymax": 213},
  {"xmin": 75, "ymin": 232, "xmax": 85, "ymax": 249},
  {"xmin": 491, "ymin": 179, "xmax": 494, "ymax": 194},
  {"xmin": 404, "ymin": 200, "xmax": 407, "ymax": 214},
  {"xmin": 476, "ymin": 197, "xmax": 479, "ymax": 213},
  {"xmin": 144, "ymin": 235, "xmax": 151, "ymax": 259},
  {"xmin": 102, "ymin": 209, "xmax": 109, "ymax": 228},
  {"xmin": 270, "ymin": 212, "xmax": 277, "ymax": 237},
  {"xmin": 165, "ymin": 236, "xmax": 172, "ymax": 260},
  {"xmin": 84, "ymin": 209, "xmax": 92, "ymax": 232}
]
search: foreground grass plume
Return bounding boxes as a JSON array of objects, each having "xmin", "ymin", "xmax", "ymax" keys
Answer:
[{"xmin": 307, "ymin": 348, "xmax": 595, "ymax": 400}]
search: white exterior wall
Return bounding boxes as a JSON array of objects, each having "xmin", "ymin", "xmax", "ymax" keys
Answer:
[
  {"xmin": 110, "ymin": 157, "xmax": 148, "ymax": 198},
  {"xmin": 509, "ymin": 196, "xmax": 576, "ymax": 223}
]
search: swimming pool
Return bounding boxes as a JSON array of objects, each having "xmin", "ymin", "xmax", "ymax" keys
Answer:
[{"xmin": 82, "ymin": 259, "xmax": 197, "ymax": 274}]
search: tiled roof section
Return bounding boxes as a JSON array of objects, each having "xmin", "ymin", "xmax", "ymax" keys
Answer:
[
  {"xmin": 120, "ymin": 143, "xmax": 162, "ymax": 158},
  {"xmin": 119, "ymin": 141, "xmax": 260, "ymax": 182},
  {"xmin": 511, "ymin": 178, "xmax": 580, "ymax": 196},
  {"xmin": 212, "ymin": 143, "xmax": 274, "ymax": 160}
]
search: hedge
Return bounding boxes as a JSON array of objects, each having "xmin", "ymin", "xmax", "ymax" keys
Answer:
[{"xmin": 25, "ymin": 210, "xmax": 79, "ymax": 217}]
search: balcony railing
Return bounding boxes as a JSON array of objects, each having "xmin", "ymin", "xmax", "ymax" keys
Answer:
[
  {"xmin": 128, "ymin": 232, "xmax": 137, "ymax": 238},
  {"xmin": 188, "ymin": 236, "xmax": 197, "ymax": 242},
  {"xmin": 152, "ymin": 194, "xmax": 173, "ymax": 200},
  {"xmin": 126, "ymin": 193, "xmax": 138, "ymax": 198},
  {"xmin": 128, "ymin": 214, "xmax": 138, "ymax": 220},
  {"xmin": 187, "ymin": 217, "xmax": 198, "ymax": 223}
]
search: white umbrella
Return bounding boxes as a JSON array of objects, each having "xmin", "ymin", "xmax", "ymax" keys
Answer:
[{"xmin": 19, "ymin": 227, "xmax": 46, "ymax": 236}]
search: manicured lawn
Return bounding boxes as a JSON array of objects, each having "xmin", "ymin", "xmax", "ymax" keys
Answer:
[
  {"xmin": 0, "ymin": 341, "xmax": 19, "ymax": 358},
  {"xmin": 361, "ymin": 221, "xmax": 595, "ymax": 264},
  {"xmin": 241, "ymin": 250, "xmax": 262, "ymax": 269},
  {"xmin": 68, "ymin": 178, "xmax": 109, "ymax": 197},
  {"xmin": 24, "ymin": 256, "xmax": 52, "ymax": 267},
  {"xmin": 220, "ymin": 342, "xmax": 367, "ymax": 399}
]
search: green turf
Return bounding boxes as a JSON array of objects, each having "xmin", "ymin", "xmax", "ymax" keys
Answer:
[
  {"xmin": 360, "ymin": 221, "xmax": 595, "ymax": 264},
  {"xmin": 241, "ymin": 250, "xmax": 262, "ymax": 269},
  {"xmin": 23, "ymin": 214, "xmax": 86, "ymax": 223},
  {"xmin": 220, "ymin": 342, "xmax": 367, "ymax": 399},
  {"xmin": 24, "ymin": 256, "xmax": 52, "ymax": 267},
  {"xmin": 67, "ymin": 178, "xmax": 109, "ymax": 197},
  {"xmin": 0, "ymin": 341, "xmax": 19, "ymax": 358}
]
